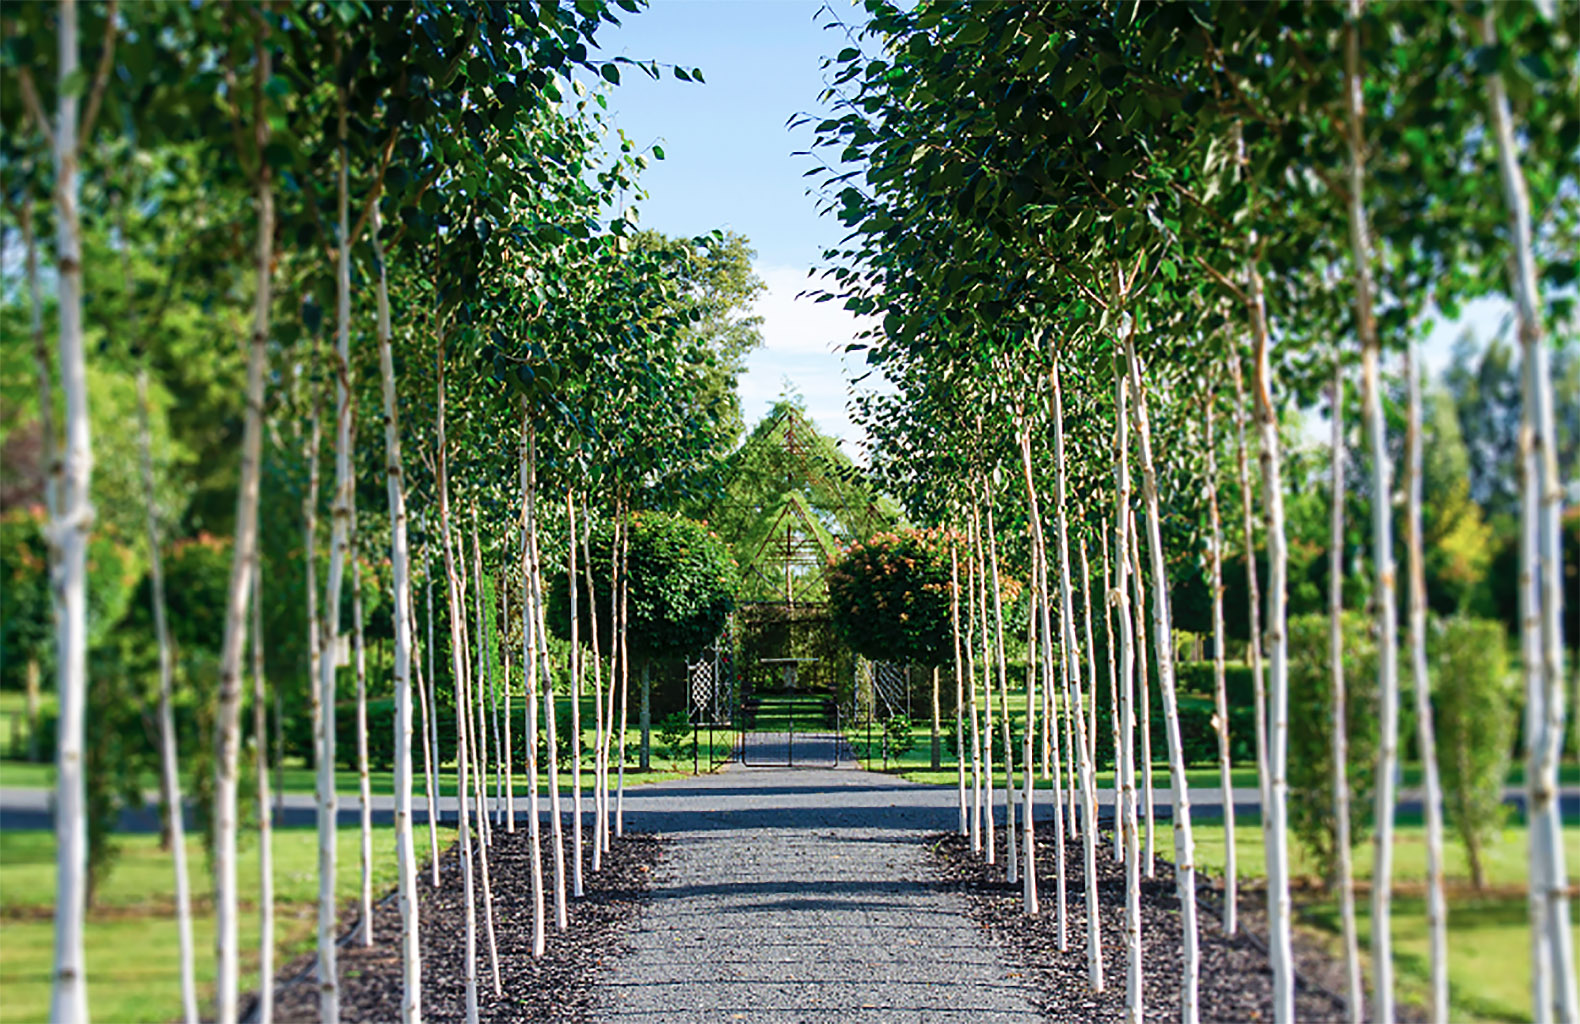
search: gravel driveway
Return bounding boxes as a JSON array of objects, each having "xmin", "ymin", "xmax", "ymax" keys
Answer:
[{"xmin": 591, "ymin": 761, "xmax": 1043, "ymax": 1023}]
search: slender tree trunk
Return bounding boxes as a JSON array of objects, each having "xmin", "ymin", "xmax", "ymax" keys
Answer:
[
  {"xmin": 307, "ymin": 69, "xmax": 356, "ymax": 1024},
  {"xmin": 469, "ymin": 513, "xmax": 492, "ymax": 848},
  {"xmin": 1115, "ymin": 369, "xmax": 1143, "ymax": 1024},
  {"xmin": 1127, "ymin": 508, "xmax": 1155, "ymax": 879},
  {"xmin": 352, "ymin": 534, "xmax": 372, "ymax": 946},
  {"xmin": 987, "ymin": 506, "xmax": 1021, "ymax": 888},
  {"xmin": 46, "ymin": 3, "xmax": 90, "ymax": 1013},
  {"xmin": 140, "ymin": 365, "xmax": 198, "ymax": 1024},
  {"xmin": 568, "ymin": 491, "xmax": 586, "ymax": 896},
  {"xmin": 1327, "ymin": 363, "xmax": 1363, "ymax": 1021},
  {"xmin": 1247, "ymin": 239, "xmax": 1296, "ymax": 1024},
  {"xmin": 1204, "ymin": 383, "xmax": 1240, "ymax": 942},
  {"xmin": 931, "ymin": 662, "xmax": 942, "ymax": 771},
  {"xmin": 1049, "ymin": 355, "xmax": 1102, "ymax": 983},
  {"xmin": 1477, "ymin": 9, "xmax": 1578, "ymax": 1018},
  {"xmin": 251, "ymin": 559, "xmax": 273, "ymax": 1024},
  {"xmin": 962, "ymin": 536, "xmax": 984, "ymax": 853},
  {"xmin": 971, "ymin": 504, "xmax": 996, "ymax": 865},
  {"xmin": 370, "ymin": 208, "xmax": 420, "ymax": 1019},
  {"xmin": 604, "ymin": 512, "xmax": 623, "ymax": 854},
  {"xmin": 1342, "ymin": 12, "xmax": 1401, "ymax": 1019},
  {"xmin": 519, "ymin": 416, "xmax": 547, "ymax": 958},
  {"xmin": 435, "ymin": 337, "xmax": 481, "ymax": 1024},
  {"xmin": 616, "ymin": 517, "xmax": 631, "ymax": 837},
  {"xmin": 419, "ymin": 535, "xmax": 441, "ymax": 886},
  {"xmin": 951, "ymin": 542, "xmax": 968, "ymax": 837},
  {"xmin": 491, "ymin": 582, "xmax": 504, "ymax": 830},
  {"xmin": 1126, "ymin": 333, "xmax": 1199, "ymax": 1024},
  {"xmin": 525, "ymin": 423, "xmax": 568, "ymax": 930},
  {"xmin": 215, "ymin": 38, "xmax": 274, "ymax": 1023},
  {"xmin": 583, "ymin": 498, "xmax": 608, "ymax": 867},
  {"xmin": 501, "ymin": 587, "xmax": 514, "ymax": 833},
  {"xmin": 466, "ymin": 631, "xmax": 502, "ymax": 995},
  {"xmin": 1101, "ymin": 530, "xmax": 1122, "ymax": 862},
  {"xmin": 1078, "ymin": 534, "xmax": 1106, "ymax": 993},
  {"xmin": 1016, "ymin": 435, "xmax": 1059, "ymax": 926},
  {"xmin": 1404, "ymin": 342, "xmax": 1449, "ymax": 1022},
  {"xmin": 1228, "ymin": 360, "xmax": 1269, "ymax": 818}
]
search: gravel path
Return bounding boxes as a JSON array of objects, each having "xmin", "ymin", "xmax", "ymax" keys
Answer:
[{"xmin": 592, "ymin": 762, "xmax": 1043, "ymax": 1023}]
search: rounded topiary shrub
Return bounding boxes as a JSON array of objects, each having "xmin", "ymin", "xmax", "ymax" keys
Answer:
[
  {"xmin": 826, "ymin": 528, "xmax": 956, "ymax": 668},
  {"xmin": 547, "ymin": 510, "xmax": 737, "ymax": 664}
]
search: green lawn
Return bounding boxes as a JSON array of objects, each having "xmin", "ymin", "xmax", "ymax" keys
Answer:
[
  {"xmin": 0, "ymin": 824, "xmax": 457, "ymax": 1024},
  {"xmin": 0, "ymin": 700, "xmax": 740, "ymax": 796},
  {"xmin": 1190, "ymin": 818, "xmax": 1580, "ymax": 1023}
]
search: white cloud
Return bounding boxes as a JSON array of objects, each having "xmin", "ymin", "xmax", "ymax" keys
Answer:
[{"xmin": 737, "ymin": 262, "xmax": 887, "ymax": 452}]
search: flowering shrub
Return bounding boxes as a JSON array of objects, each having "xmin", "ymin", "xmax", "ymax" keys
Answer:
[{"xmin": 826, "ymin": 528, "xmax": 956, "ymax": 667}]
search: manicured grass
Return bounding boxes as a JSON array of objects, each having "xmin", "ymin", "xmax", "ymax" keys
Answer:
[
  {"xmin": 0, "ymin": 823, "xmax": 458, "ymax": 1024},
  {"xmin": 1189, "ymin": 819, "xmax": 1580, "ymax": 1023},
  {"xmin": 0, "ymin": 696, "xmax": 740, "ymax": 796}
]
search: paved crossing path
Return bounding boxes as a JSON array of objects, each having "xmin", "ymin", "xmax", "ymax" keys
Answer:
[{"xmin": 590, "ymin": 762, "xmax": 1042, "ymax": 1024}]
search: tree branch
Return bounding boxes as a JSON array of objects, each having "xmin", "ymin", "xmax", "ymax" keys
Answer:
[
  {"xmin": 1193, "ymin": 254, "xmax": 1250, "ymax": 306},
  {"xmin": 16, "ymin": 68, "xmax": 58, "ymax": 152},
  {"xmin": 77, "ymin": 0, "xmax": 119, "ymax": 149}
]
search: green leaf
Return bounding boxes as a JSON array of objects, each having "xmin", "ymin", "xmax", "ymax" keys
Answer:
[
  {"xmin": 601, "ymin": 63, "xmax": 621, "ymax": 86},
  {"xmin": 652, "ymin": 144, "xmax": 666, "ymax": 160},
  {"xmin": 691, "ymin": 68, "xmax": 705, "ymax": 83},
  {"xmin": 673, "ymin": 66, "xmax": 691, "ymax": 82}
]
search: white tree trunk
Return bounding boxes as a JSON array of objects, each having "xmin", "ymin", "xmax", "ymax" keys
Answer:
[
  {"xmin": 1100, "ymin": 530, "xmax": 1122, "ymax": 863},
  {"xmin": 371, "ymin": 207, "xmax": 421, "ymax": 1019},
  {"xmin": 1204, "ymin": 382, "xmax": 1240, "ymax": 942},
  {"xmin": 308, "ymin": 74, "xmax": 357, "ymax": 1024},
  {"xmin": 568, "ymin": 491, "xmax": 586, "ymax": 896},
  {"xmin": 47, "ymin": 4, "xmax": 89, "ymax": 1015},
  {"xmin": 435, "ymin": 340, "xmax": 481, "ymax": 1024},
  {"xmin": 987, "ymin": 506, "xmax": 1021, "ymax": 889},
  {"xmin": 1013, "ymin": 438, "xmax": 1055, "ymax": 925},
  {"xmin": 1126, "ymin": 333, "xmax": 1199, "ymax": 1024},
  {"xmin": 1078, "ymin": 535, "xmax": 1107, "ymax": 993},
  {"xmin": 972, "ymin": 505, "xmax": 996, "ymax": 864},
  {"xmin": 419, "ymin": 535, "xmax": 441, "ymax": 887},
  {"xmin": 501, "ymin": 589, "xmax": 515, "ymax": 834},
  {"xmin": 1228, "ymin": 360, "xmax": 1269, "ymax": 819},
  {"xmin": 962, "ymin": 536, "xmax": 985, "ymax": 853},
  {"xmin": 1327, "ymin": 361, "xmax": 1363, "ymax": 1021},
  {"xmin": 951, "ymin": 543, "xmax": 969, "ymax": 837},
  {"xmin": 1477, "ymin": 8, "xmax": 1578, "ymax": 1017},
  {"xmin": 466, "ymin": 518, "xmax": 502, "ymax": 993},
  {"xmin": 1343, "ymin": 10, "xmax": 1402, "ymax": 1018},
  {"xmin": 139, "ymin": 366, "xmax": 198, "ymax": 1024},
  {"xmin": 1114, "ymin": 370, "xmax": 1143, "ymax": 1024},
  {"xmin": 1127, "ymin": 509, "xmax": 1155, "ymax": 879},
  {"xmin": 215, "ymin": 43, "xmax": 274, "ymax": 1021},
  {"xmin": 352, "ymin": 535, "xmax": 373, "ymax": 947},
  {"xmin": 469, "ymin": 513, "xmax": 493, "ymax": 849},
  {"xmin": 1249, "ymin": 243, "xmax": 1296, "ymax": 1024},
  {"xmin": 525, "ymin": 424, "xmax": 569, "ymax": 930},
  {"xmin": 1049, "ymin": 356, "xmax": 1102, "ymax": 986},
  {"xmin": 582, "ymin": 499, "xmax": 608, "ymax": 867},
  {"xmin": 616, "ymin": 519, "xmax": 632, "ymax": 837},
  {"xmin": 251, "ymin": 558, "xmax": 274, "ymax": 1024},
  {"xmin": 519, "ymin": 416, "xmax": 548, "ymax": 958},
  {"xmin": 1404, "ymin": 342, "xmax": 1449, "ymax": 1022}
]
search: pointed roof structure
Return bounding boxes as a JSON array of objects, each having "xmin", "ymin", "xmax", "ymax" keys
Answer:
[{"xmin": 696, "ymin": 401, "xmax": 903, "ymax": 604}]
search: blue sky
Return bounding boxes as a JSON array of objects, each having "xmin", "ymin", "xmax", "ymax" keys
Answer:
[
  {"xmin": 592, "ymin": 0, "xmax": 881, "ymax": 454},
  {"xmin": 588, "ymin": 0, "xmax": 1511, "ymax": 454}
]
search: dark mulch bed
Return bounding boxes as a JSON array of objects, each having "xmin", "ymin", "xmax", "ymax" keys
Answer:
[
  {"xmin": 268, "ymin": 829, "xmax": 663, "ymax": 1023},
  {"xmin": 929, "ymin": 827, "xmax": 1415, "ymax": 1023}
]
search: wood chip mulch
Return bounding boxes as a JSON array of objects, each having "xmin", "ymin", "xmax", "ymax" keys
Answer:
[
  {"xmin": 928, "ymin": 827, "xmax": 1420, "ymax": 1023},
  {"xmin": 267, "ymin": 827, "xmax": 663, "ymax": 1023}
]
